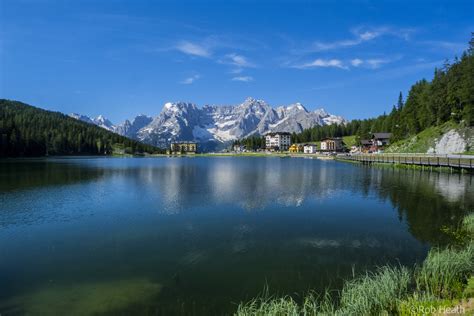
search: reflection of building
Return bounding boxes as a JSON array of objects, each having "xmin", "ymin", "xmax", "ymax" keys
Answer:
[
  {"xmin": 169, "ymin": 142, "xmax": 197, "ymax": 154},
  {"xmin": 320, "ymin": 138, "xmax": 343, "ymax": 152},
  {"xmin": 304, "ymin": 144, "xmax": 318, "ymax": 154},
  {"xmin": 265, "ymin": 132, "xmax": 291, "ymax": 151},
  {"xmin": 289, "ymin": 144, "xmax": 304, "ymax": 153}
]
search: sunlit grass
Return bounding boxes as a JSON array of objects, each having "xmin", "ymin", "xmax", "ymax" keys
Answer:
[
  {"xmin": 415, "ymin": 244, "xmax": 474, "ymax": 299},
  {"xmin": 338, "ymin": 266, "xmax": 410, "ymax": 315}
]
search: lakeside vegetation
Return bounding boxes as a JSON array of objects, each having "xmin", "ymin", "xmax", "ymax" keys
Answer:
[
  {"xmin": 0, "ymin": 99, "xmax": 165, "ymax": 157},
  {"xmin": 235, "ymin": 214, "xmax": 474, "ymax": 315}
]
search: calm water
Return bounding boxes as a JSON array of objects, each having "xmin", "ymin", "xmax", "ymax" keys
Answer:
[{"xmin": 0, "ymin": 157, "xmax": 473, "ymax": 315}]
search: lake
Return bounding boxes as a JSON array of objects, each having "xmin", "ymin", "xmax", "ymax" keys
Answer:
[{"xmin": 0, "ymin": 157, "xmax": 472, "ymax": 315}]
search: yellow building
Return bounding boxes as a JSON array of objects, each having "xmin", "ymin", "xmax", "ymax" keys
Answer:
[
  {"xmin": 169, "ymin": 142, "xmax": 197, "ymax": 154},
  {"xmin": 289, "ymin": 144, "xmax": 304, "ymax": 153}
]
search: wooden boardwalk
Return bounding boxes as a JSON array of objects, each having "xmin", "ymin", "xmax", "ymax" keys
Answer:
[{"xmin": 342, "ymin": 154, "xmax": 474, "ymax": 170}]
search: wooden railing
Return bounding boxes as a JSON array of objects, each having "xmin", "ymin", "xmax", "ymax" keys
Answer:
[{"xmin": 342, "ymin": 154, "xmax": 474, "ymax": 170}]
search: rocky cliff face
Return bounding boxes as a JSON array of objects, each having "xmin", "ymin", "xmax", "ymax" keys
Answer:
[
  {"xmin": 386, "ymin": 123, "xmax": 473, "ymax": 155},
  {"xmin": 69, "ymin": 97, "xmax": 346, "ymax": 150},
  {"xmin": 427, "ymin": 128, "xmax": 473, "ymax": 154},
  {"xmin": 429, "ymin": 130, "xmax": 467, "ymax": 154}
]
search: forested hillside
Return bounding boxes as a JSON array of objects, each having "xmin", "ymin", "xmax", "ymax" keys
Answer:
[
  {"xmin": 236, "ymin": 35, "xmax": 473, "ymax": 149},
  {"xmin": 294, "ymin": 35, "xmax": 473, "ymax": 144},
  {"xmin": 0, "ymin": 100, "xmax": 164, "ymax": 157}
]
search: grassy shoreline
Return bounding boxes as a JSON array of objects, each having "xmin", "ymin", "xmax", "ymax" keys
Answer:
[{"xmin": 235, "ymin": 214, "xmax": 474, "ymax": 315}]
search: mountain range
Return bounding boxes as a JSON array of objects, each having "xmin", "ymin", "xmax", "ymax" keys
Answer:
[{"xmin": 70, "ymin": 97, "xmax": 346, "ymax": 150}]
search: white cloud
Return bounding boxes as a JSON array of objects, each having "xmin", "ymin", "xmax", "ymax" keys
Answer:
[
  {"xmin": 180, "ymin": 74, "xmax": 200, "ymax": 84},
  {"xmin": 351, "ymin": 58, "xmax": 363, "ymax": 67},
  {"xmin": 302, "ymin": 26, "xmax": 413, "ymax": 53},
  {"xmin": 224, "ymin": 53, "xmax": 255, "ymax": 67},
  {"xmin": 357, "ymin": 30, "xmax": 380, "ymax": 41},
  {"xmin": 232, "ymin": 76, "xmax": 254, "ymax": 82},
  {"xmin": 308, "ymin": 28, "xmax": 384, "ymax": 52},
  {"xmin": 365, "ymin": 58, "xmax": 391, "ymax": 69},
  {"xmin": 176, "ymin": 41, "xmax": 211, "ymax": 57},
  {"xmin": 292, "ymin": 56, "xmax": 397, "ymax": 70},
  {"xmin": 295, "ymin": 58, "xmax": 347, "ymax": 69}
]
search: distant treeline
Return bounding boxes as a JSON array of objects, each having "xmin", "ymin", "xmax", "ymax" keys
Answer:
[
  {"xmin": 236, "ymin": 34, "xmax": 474, "ymax": 148},
  {"xmin": 232, "ymin": 136, "xmax": 266, "ymax": 151},
  {"xmin": 0, "ymin": 100, "xmax": 165, "ymax": 157}
]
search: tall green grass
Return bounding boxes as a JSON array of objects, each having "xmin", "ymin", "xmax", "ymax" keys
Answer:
[
  {"xmin": 463, "ymin": 213, "xmax": 474, "ymax": 235},
  {"xmin": 235, "ymin": 213, "xmax": 474, "ymax": 316},
  {"xmin": 338, "ymin": 266, "xmax": 410, "ymax": 315},
  {"xmin": 236, "ymin": 266, "xmax": 411, "ymax": 316},
  {"xmin": 415, "ymin": 244, "xmax": 474, "ymax": 298},
  {"xmin": 235, "ymin": 286, "xmax": 321, "ymax": 316}
]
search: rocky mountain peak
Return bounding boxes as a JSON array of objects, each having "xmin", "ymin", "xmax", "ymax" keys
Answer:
[{"xmin": 70, "ymin": 98, "xmax": 347, "ymax": 151}]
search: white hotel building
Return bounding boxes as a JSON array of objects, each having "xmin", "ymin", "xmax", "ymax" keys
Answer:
[{"xmin": 265, "ymin": 132, "xmax": 292, "ymax": 151}]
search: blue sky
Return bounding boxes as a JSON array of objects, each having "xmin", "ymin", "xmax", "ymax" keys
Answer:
[{"xmin": 1, "ymin": 0, "xmax": 472, "ymax": 123}]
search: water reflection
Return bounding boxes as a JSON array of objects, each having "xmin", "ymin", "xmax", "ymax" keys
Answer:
[
  {"xmin": 103, "ymin": 158, "xmax": 472, "ymax": 245},
  {"xmin": 0, "ymin": 157, "xmax": 472, "ymax": 315},
  {"xmin": 1, "ymin": 157, "xmax": 472, "ymax": 244},
  {"xmin": 130, "ymin": 158, "xmax": 349, "ymax": 212}
]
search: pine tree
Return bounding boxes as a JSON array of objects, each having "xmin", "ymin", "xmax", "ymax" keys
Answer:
[
  {"xmin": 468, "ymin": 32, "xmax": 474, "ymax": 55},
  {"xmin": 397, "ymin": 92, "xmax": 404, "ymax": 110}
]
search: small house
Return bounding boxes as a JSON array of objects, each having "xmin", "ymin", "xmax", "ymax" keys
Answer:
[
  {"xmin": 289, "ymin": 143, "xmax": 304, "ymax": 153},
  {"xmin": 303, "ymin": 144, "xmax": 318, "ymax": 154},
  {"xmin": 372, "ymin": 133, "xmax": 392, "ymax": 146},
  {"xmin": 371, "ymin": 133, "xmax": 392, "ymax": 152},
  {"xmin": 320, "ymin": 138, "xmax": 343, "ymax": 152}
]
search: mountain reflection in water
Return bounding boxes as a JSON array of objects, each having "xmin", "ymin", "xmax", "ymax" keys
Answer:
[{"xmin": 0, "ymin": 157, "xmax": 472, "ymax": 315}]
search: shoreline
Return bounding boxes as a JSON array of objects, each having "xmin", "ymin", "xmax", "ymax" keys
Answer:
[{"xmin": 236, "ymin": 213, "xmax": 474, "ymax": 315}]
